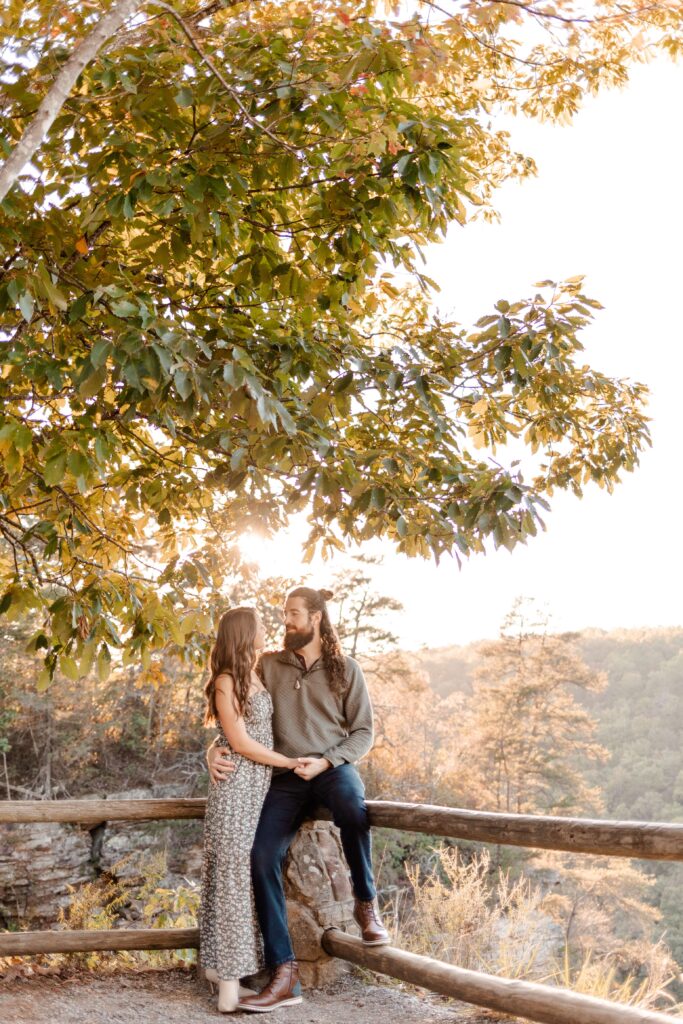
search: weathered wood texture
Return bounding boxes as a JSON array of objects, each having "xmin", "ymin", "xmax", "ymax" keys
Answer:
[
  {"xmin": 322, "ymin": 930, "xmax": 680, "ymax": 1024},
  {"xmin": 367, "ymin": 802, "xmax": 683, "ymax": 861},
  {"xmin": 2, "ymin": 799, "xmax": 683, "ymax": 861},
  {"xmin": 0, "ymin": 927, "xmax": 199, "ymax": 956},
  {"xmin": 0, "ymin": 799, "xmax": 206, "ymax": 825}
]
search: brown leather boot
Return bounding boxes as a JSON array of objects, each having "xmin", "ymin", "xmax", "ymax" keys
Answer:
[
  {"xmin": 353, "ymin": 898, "xmax": 390, "ymax": 945},
  {"xmin": 236, "ymin": 959, "xmax": 302, "ymax": 1013}
]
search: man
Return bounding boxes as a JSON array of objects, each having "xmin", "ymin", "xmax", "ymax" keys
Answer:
[{"xmin": 206, "ymin": 585, "xmax": 389, "ymax": 1012}]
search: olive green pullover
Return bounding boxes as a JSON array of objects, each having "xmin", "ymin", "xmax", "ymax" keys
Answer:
[{"xmin": 259, "ymin": 650, "xmax": 374, "ymax": 775}]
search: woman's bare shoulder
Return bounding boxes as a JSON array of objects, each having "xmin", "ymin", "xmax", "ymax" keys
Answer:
[{"xmin": 214, "ymin": 671, "xmax": 235, "ymax": 692}]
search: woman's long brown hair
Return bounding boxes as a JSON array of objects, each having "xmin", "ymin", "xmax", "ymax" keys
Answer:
[
  {"xmin": 204, "ymin": 606, "xmax": 258, "ymax": 727},
  {"xmin": 287, "ymin": 587, "xmax": 348, "ymax": 698}
]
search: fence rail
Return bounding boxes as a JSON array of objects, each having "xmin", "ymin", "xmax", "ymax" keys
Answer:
[
  {"xmin": 3, "ymin": 798, "xmax": 683, "ymax": 1024},
  {"xmin": 322, "ymin": 929, "xmax": 681, "ymax": 1024},
  {"xmin": 3, "ymin": 798, "xmax": 683, "ymax": 861},
  {"xmin": 0, "ymin": 928, "xmax": 199, "ymax": 956}
]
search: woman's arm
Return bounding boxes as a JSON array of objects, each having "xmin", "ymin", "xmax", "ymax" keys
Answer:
[{"xmin": 215, "ymin": 674, "xmax": 298, "ymax": 770}]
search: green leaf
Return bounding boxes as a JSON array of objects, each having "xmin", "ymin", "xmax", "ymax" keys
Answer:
[
  {"xmin": 60, "ymin": 655, "xmax": 80, "ymax": 681},
  {"xmin": 36, "ymin": 666, "xmax": 53, "ymax": 692},
  {"xmin": 395, "ymin": 154, "xmax": 412, "ymax": 176},
  {"xmin": 19, "ymin": 291, "xmax": 34, "ymax": 321},
  {"xmin": 68, "ymin": 293, "xmax": 89, "ymax": 323},
  {"xmin": 79, "ymin": 640, "xmax": 97, "ymax": 676},
  {"xmin": 111, "ymin": 299, "xmax": 138, "ymax": 317},
  {"xmin": 333, "ymin": 371, "xmax": 354, "ymax": 394},
  {"xmin": 106, "ymin": 194, "xmax": 125, "ymax": 217},
  {"xmin": 494, "ymin": 346, "xmax": 511, "ymax": 370},
  {"xmin": 370, "ymin": 487, "xmax": 386, "ymax": 509},
  {"xmin": 91, "ymin": 338, "xmax": 113, "ymax": 368},
  {"xmin": 174, "ymin": 369, "xmax": 193, "ymax": 400},
  {"xmin": 67, "ymin": 450, "xmax": 91, "ymax": 479},
  {"xmin": 95, "ymin": 434, "xmax": 110, "ymax": 461},
  {"xmin": 146, "ymin": 169, "xmax": 168, "ymax": 186},
  {"xmin": 186, "ymin": 176, "xmax": 207, "ymax": 200},
  {"xmin": 43, "ymin": 451, "xmax": 67, "ymax": 487},
  {"xmin": 175, "ymin": 86, "xmax": 193, "ymax": 107},
  {"xmin": 13, "ymin": 424, "xmax": 32, "ymax": 451},
  {"xmin": 79, "ymin": 365, "xmax": 107, "ymax": 400},
  {"xmin": 223, "ymin": 362, "xmax": 245, "ymax": 388},
  {"xmin": 119, "ymin": 72, "xmax": 137, "ymax": 94},
  {"xmin": 97, "ymin": 644, "xmax": 112, "ymax": 682}
]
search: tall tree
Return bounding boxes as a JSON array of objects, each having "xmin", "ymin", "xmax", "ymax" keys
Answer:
[
  {"xmin": 1, "ymin": 1, "xmax": 676, "ymax": 680},
  {"xmin": 332, "ymin": 556, "xmax": 402, "ymax": 658},
  {"xmin": 464, "ymin": 598, "xmax": 608, "ymax": 815}
]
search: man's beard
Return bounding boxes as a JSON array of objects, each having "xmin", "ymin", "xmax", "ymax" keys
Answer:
[{"xmin": 283, "ymin": 626, "xmax": 314, "ymax": 651}]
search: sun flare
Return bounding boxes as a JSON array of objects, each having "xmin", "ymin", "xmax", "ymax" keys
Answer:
[{"xmin": 237, "ymin": 525, "xmax": 308, "ymax": 580}]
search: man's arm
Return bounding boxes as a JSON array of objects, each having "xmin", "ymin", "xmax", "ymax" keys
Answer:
[
  {"xmin": 294, "ymin": 661, "xmax": 373, "ymax": 780},
  {"xmin": 322, "ymin": 658, "xmax": 374, "ymax": 767}
]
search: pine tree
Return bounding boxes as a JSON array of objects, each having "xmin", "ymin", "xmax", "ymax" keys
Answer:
[{"xmin": 465, "ymin": 598, "xmax": 608, "ymax": 816}]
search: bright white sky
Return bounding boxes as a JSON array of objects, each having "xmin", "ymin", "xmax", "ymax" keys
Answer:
[{"xmin": 240, "ymin": 57, "xmax": 683, "ymax": 649}]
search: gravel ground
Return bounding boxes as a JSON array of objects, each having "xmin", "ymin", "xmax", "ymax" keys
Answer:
[{"xmin": 0, "ymin": 968, "xmax": 501, "ymax": 1024}]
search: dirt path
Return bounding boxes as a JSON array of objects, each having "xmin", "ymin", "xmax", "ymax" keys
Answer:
[{"xmin": 0, "ymin": 968, "xmax": 497, "ymax": 1023}]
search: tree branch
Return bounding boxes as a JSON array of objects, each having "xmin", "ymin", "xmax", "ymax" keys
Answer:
[
  {"xmin": 0, "ymin": 0, "xmax": 290, "ymax": 205},
  {"xmin": 0, "ymin": 0, "xmax": 145, "ymax": 204},
  {"xmin": 150, "ymin": 1, "xmax": 298, "ymax": 155}
]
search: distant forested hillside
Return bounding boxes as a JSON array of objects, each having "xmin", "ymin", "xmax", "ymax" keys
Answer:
[{"xmin": 413, "ymin": 627, "xmax": 683, "ymax": 962}]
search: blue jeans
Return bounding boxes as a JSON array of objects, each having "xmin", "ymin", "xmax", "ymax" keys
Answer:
[{"xmin": 251, "ymin": 763, "xmax": 376, "ymax": 967}]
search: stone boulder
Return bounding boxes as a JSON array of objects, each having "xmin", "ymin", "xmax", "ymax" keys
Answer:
[{"xmin": 284, "ymin": 820, "xmax": 359, "ymax": 987}]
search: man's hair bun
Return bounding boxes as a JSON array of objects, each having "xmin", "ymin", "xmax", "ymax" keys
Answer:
[{"xmin": 318, "ymin": 588, "xmax": 334, "ymax": 602}]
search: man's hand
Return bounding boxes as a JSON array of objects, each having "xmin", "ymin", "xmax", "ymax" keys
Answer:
[
  {"xmin": 293, "ymin": 756, "xmax": 332, "ymax": 781},
  {"xmin": 207, "ymin": 745, "xmax": 237, "ymax": 784}
]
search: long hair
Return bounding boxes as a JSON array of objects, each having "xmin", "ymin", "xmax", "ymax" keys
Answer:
[
  {"xmin": 204, "ymin": 606, "xmax": 258, "ymax": 727},
  {"xmin": 287, "ymin": 586, "xmax": 348, "ymax": 698}
]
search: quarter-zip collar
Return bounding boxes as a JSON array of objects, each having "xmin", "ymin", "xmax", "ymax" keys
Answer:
[{"xmin": 273, "ymin": 649, "xmax": 322, "ymax": 673}]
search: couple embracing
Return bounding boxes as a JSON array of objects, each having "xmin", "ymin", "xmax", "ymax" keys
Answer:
[{"xmin": 199, "ymin": 586, "xmax": 389, "ymax": 1013}]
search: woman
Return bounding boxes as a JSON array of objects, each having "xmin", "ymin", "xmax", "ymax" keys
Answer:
[{"xmin": 199, "ymin": 606, "xmax": 303, "ymax": 1013}]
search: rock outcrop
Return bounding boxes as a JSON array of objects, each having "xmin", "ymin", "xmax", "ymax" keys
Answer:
[{"xmin": 0, "ymin": 821, "xmax": 95, "ymax": 926}]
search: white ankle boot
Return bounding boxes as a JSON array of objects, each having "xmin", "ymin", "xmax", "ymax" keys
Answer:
[{"xmin": 218, "ymin": 978, "xmax": 239, "ymax": 1012}]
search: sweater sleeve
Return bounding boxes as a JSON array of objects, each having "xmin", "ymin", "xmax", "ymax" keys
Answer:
[{"xmin": 322, "ymin": 658, "xmax": 374, "ymax": 767}]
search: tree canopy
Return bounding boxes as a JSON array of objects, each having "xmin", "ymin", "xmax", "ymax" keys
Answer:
[{"xmin": 1, "ymin": 0, "xmax": 678, "ymax": 681}]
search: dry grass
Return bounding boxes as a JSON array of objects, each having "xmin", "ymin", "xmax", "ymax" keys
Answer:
[
  {"xmin": 555, "ymin": 940, "xmax": 681, "ymax": 1014},
  {"xmin": 380, "ymin": 845, "xmax": 682, "ymax": 1017},
  {"xmin": 394, "ymin": 846, "xmax": 546, "ymax": 977}
]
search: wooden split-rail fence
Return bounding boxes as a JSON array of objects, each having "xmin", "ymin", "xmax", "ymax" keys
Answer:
[{"xmin": 2, "ymin": 798, "xmax": 683, "ymax": 1024}]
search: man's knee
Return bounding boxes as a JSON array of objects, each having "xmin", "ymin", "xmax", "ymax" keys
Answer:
[{"xmin": 329, "ymin": 786, "xmax": 369, "ymax": 831}]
